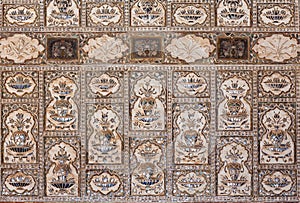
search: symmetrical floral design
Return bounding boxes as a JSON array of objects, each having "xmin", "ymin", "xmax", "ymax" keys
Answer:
[
  {"xmin": 261, "ymin": 72, "xmax": 292, "ymax": 96},
  {"xmin": 131, "ymin": 75, "xmax": 165, "ymax": 130},
  {"xmin": 173, "ymin": 104, "xmax": 209, "ymax": 165},
  {"xmin": 89, "ymin": 73, "xmax": 121, "ymax": 97},
  {"xmin": 45, "ymin": 76, "xmax": 78, "ymax": 130},
  {"xmin": 260, "ymin": 107, "xmax": 294, "ymax": 164},
  {"xmin": 89, "ymin": 4, "xmax": 122, "ymax": 26},
  {"xmin": 88, "ymin": 107, "xmax": 123, "ymax": 164},
  {"xmin": 4, "ymin": 73, "xmax": 37, "ymax": 97},
  {"xmin": 46, "ymin": 141, "xmax": 78, "ymax": 196},
  {"xmin": 261, "ymin": 171, "xmax": 293, "ymax": 195},
  {"xmin": 46, "ymin": 0, "xmax": 80, "ymax": 26},
  {"xmin": 89, "ymin": 171, "xmax": 121, "ymax": 195},
  {"xmin": 217, "ymin": 137, "xmax": 252, "ymax": 196},
  {"xmin": 253, "ymin": 34, "xmax": 300, "ymax": 62},
  {"xmin": 218, "ymin": 75, "xmax": 251, "ymax": 130},
  {"xmin": 5, "ymin": 6, "xmax": 38, "ymax": 26},
  {"xmin": 259, "ymin": 5, "xmax": 293, "ymax": 27},
  {"xmin": 175, "ymin": 72, "xmax": 208, "ymax": 96},
  {"xmin": 131, "ymin": 140, "xmax": 165, "ymax": 195},
  {"xmin": 166, "ymin": 35, "xmax": 215, "ymax": 63},
  {"xmin": 216, "ymin": 0, "xmax": 251, "ymax": 26},
  {"xmin": 130, "ymin": 0, "xmax": 165, "ymax": 27},
  {"xmin": 173, "ymin": 5, "xmax": 208, "ymax": 26},
  {"xmin": 83, "ymin": 35, "xmax": 128, "ymax": 63},
  {"xmin": 173, "ymin": 171, "xmax": 210, "ymax": 196},
  {"xmin": 3, "ymin": 108, "xmax": 37, "ymax": 163},
  {"xmin": 259, "ymin": 170, "xmax": 297, "ymax": 196},
  {"xmin": 4, "ymin": 171, "xmax": 36, "ymax": 194},
  {"xmin": 0, "ymin": 34, "xmax": 44, "ymax": 63}
]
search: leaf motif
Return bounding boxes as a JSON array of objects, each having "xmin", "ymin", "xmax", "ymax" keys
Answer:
[
  {"xmin": 166, "ymin": 35, "xmax": 215, "ymax": 63},
  {"xmin": 253, "ymin": 34, "xmax": 300, "ymax": 62}
]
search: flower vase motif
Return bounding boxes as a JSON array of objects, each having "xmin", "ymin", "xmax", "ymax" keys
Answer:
[
  {"xmin": 260, "ymin": 108, "xmax": 294, "ymax": 164},
  {"xmin": 89, "ymin": 171, "xmax": 122, "ymax": 195},
  {"xmin": 45, "ymin": 76, "xmax": 78, "ymax": 131},
  {"xmin": 218, "ymin": 142, "xmax": 251, "ymax": 196},
  {"xmin": 4, "ymin": 73, "xmax": 37, "ymax": 97},
  {"xmin": 218, "ymin": 76, "xmax": 251, "ymax": 130},
  {"xmin": 261, "ymin": 171, "xmax": 293, "ymax": 195},
  {"xmin": 3, "ymin": 108, "xmax": 37, "ymax": 163},
  {"xmin": 88, "ymin": 107, "xmax": 122, "ymax": 164},
  {"xmin": 4, "ymin": 171, "xmax": 36, "ymax": 194},
  {"xmin": 131, "ymin": 141, "xmax": 164, "ymax": 195},
  {"xmin": 130, "ymin": 0, "xmax": 165, "ymax": 26},
  {"xmin": 46, "ymin": 0, "xmax": 80, "ymax": 26},
  {"xmin": 174, "ymin": 108, "xmax": 208, "ymax": 164},
  {"xmin": 176, "ymin": 172, "xmax": 208, "ymax": 195},
  {"xmin": 131, "ymin": 76, "xmax": 165, "ymax": 130},
  {"xmin": 261, "ymin": 72, "xmax": 292, "ymax": 96},
  {"xmin": 46, "ymin": 142, "xmax": 78, "ymax": 196},
  {"xmin": 5, "ymin": 6, "xmax": 38, "ymax": 26},
  {"xmin": 216, "ymin": 0, "xmax": 251, "ymax": 26}
]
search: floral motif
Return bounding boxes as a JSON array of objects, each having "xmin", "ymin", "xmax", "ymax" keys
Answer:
[
  {"xmin": 218, "ymin": 76, "xmax": 251, "ymax": 130},
  {"xmin": 261, "ymin": 72, "xmax": 292, "ymax": 96},
  {"xmin": 131, "ymin": 140, "xmax": 165, "ymax": 195},
  {"xmin": 46, "ymin": 0, "xmax": 80, "ymax": 26},
  {"xmin": 217, "ymin": 140, "xmax": 252, "ymax": 196},
  {"xmin": 131, "ymin": 76, "xmax": 165, "ymax": 130},
  {"xmin": 89, "ymin": 4, "xmax": 122, "ymax": 26},
  {"xmin": 88, "ymin": 107, "xmax": 123, "ymax": 164},
  {"xmin": 176, "ymin": 172, "xmax": 207, "ymax": 195},
  {"xmin": 130, "ymin": 0, "xmax": 165, "ymax": 27},
  {"xmin": 5, "ymin": 6, "xmax": 38, "ymax": 25},
  {"xmin": 4, "ymin": 171, "xmax": 36, "ymax": 194},
  {"xmin": 216, "ymin": 0, "xmax": 251, "ymax": 26},
  {"xmin": 260, "ymin": 107, "xmax": 294, "ymax": 164},
  {"xmin": 166, "ymin": 35, "xmax": 215, "ymax": 63},
  {"xmin": 0, "ymin": 34, "xmax": 44, "ymax": 63},
  {"xmin": 4, "ymin": 108, "xmax": 37, "ymax": 163},
  {"xmin": 176, "ymin": 72, "xmax": 208, "ymax": 96},
  {"xmin": 259, "ymin": 5, "xmax": 293, "ymax": 26},
  {"xmin": 253, "ymin": 34, "xmax": 300, "ymax": 62},
  {"xmin": 173, "ymin": 5, "xmax": 207, "ymax": 26},
  {"xmin": 89, "ymin": 73, "xmax": 120, "ymax": 97},
  {"xmin": 90, "ymin": 171, "xmax": 121, "ymax": 195},
  {"xmin": 45, "ymin": 76, "xmax": 78, "ymax": 131},
  {"xmin": 83, "ymin": 35, "xmax": 128, "ymax": 63},
  {"xmin": 46, "ymin": 141, "xmax": 78, "ymax": 196},
  {"xmin": 4, "ymin": 73, "xmax": 37, "ymax": 97},
  {"xmin": 261, "ymin": 171, "xmax": 293, "ymax": 195}
]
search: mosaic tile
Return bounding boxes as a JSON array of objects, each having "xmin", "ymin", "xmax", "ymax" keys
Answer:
[
  {"xmin": 216, "ymin": 136, "xmax": 252, "ymax": 196},
  {"xmin": 2, "ymin": 71, "xmax": 39, "ymax": 99},
  {"xmin": 86, "ymin": 2, "xmax": 124, "ymax": 27},
  {"xmin": 258, "ymin": 102, "xmax": 296, "ymax": 164},
  {"xmin": 130, "ymin": 137, "xmax": 166, "ymax": 196},
  {"xmin": 44, "ymin": 136, "xmax": 80, "ymax": 196},
  {"xmin": 3, "ymin": 4, "xmax": 40, "ymax": 27},
  {"xmin": 86, "ymin": 169, "xmax": 125, "ymax": 197},
  {"xmin": 2, "ymin": 103, "xmax": 39, "ymax": 164},
  {"xmin": 44, "ymin": 71, "xmax": 80, "ymax": 131},
  {"xmin": 45, "ymin": 0, "xmax": 81, "ymax": 27},
  {"xmin": 129, "ymin": 71, "xmax": 167, "ymax": 131},
  {"xmin": 1, "ymin": 0, "xmax": 300, "ymax": 202},
  {"xmin": 2, "ymin": 169, "xmax": 39, "ymax": 196},
  {"xmin": 217, "ymin": 70, "xmax": 252, "ymax": 131},
  {"xmin": 258, "ymin": 169, "xmax": 297, "ymax": 196},
  {"xmin": 86, "ymin": 103, "xmax": 124, "ymax": 164}
]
